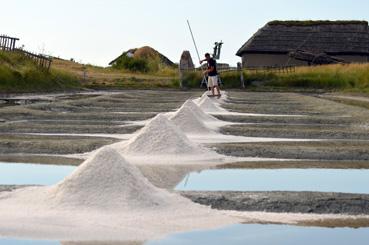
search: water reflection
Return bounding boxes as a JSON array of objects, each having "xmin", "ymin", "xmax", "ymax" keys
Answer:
[
  {"xmin": 1, "ymin": 224, "xmax": 369, "ymax": 245},
  {"xmin": 176, "ymin": 169, "xmax": 369, "ymax": 194},
  {"xmin": 0, "ymin": 162, "xmax": 75, "ymax": 185}
]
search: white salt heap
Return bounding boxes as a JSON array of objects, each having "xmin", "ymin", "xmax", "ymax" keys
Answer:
[
  {"xmin": 0, "ymin": 147, "xmax": 236, "ymax": 240},
  {"xmin": 119, "ymin": 113, "xmax": 207, "ymax": 155},
  {"xmin": 193, "ymin": 91, "xmax": 228, "ymax": 105},
  {"xmin": 198, "ymin": 95, "xmax": 227, "ymax": 113},
  {"xmin": 169, "ymin": 100, "xmax": 216, "ymax": 135},
  {"xmin": 181, "ymin": 99, "xmax": 219, "ymax": 122},
  {"xmin": 115, "ymin": 113, "xmax": 227, "ymax": 164},
  {"xmin": 48, "ymin": 147, "xmax": 174, "ymax": 209}
]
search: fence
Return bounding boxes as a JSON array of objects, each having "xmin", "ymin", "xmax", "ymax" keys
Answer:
[
  {"xmin": 0, "ymin": 34, "xmax": 52, "ymax": 71},
  {"xmin": 0, "ymin": 35, "xmax": 19, "ymax": 51},
  {"xmin": 16, "ymin": 49, "xmax": 52, "ymax": 71},
  {"xmin": 244, "ymin": 65, "xmax": 296, "ymax": 74}
]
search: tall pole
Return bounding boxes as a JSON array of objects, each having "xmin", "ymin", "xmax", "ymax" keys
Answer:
[
  {"xmin": 187, "ymin": 20, "xmax": 202, "ymax": 64},
  {"xmin": 187, "ymin": 20, "xmax": 207, "ymax": 88}
]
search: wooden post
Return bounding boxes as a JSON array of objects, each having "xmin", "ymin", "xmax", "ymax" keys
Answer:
[
  {"xmin": 237, "ymin": 62, "xmax": 245, "ymax": 89},
  {"xmin": 11, "ymin": 38, "xmax": 16, "ymax": 50},
  {"xmin": 47, "ymin": 60, "xmax": 51, "ymax": 72},
  {"xmin": 4, "ymin": 38, "xmax": 8, "ymax": 50},
  {"xmin": 179, "ymin": 69, "xmax": 183, "ymax": 88}
]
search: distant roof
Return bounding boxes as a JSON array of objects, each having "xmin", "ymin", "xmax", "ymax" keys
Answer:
[
  {"xmin": 268, "ymin": 20, "xmax": 368, "ymax": 26},
  {"xmin": 236, "ymin": 20, "xmax": 369, "ymax": 56}
]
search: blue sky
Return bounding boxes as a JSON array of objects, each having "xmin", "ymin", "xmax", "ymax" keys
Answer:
[{"xmin": 1, "ymin": 0, "xmax": 368, "ymax": 66}]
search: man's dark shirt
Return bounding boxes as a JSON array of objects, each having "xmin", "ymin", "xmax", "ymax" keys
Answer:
[{"xmin": 207, "ymin": 58, "xmax": 218, "ymax": 76}]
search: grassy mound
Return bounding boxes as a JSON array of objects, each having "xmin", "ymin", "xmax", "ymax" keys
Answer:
[
  {"xmin": 110, "ymin": 46, "xmax": 177, "ymax": 74},
  {"xmin": 0, "ymin": 51, "xmax": 80, "ymax": 93}
]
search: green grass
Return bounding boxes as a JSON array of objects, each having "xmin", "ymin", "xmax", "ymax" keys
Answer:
[
  {"xmin": 266, "ymin": 64, "xmax": 369, "ymax": 92},
  {"xmin": 2, "ymin": 49, "xmax": 368, "ymax": 93},
  {"xmin": 179, "ymin": 63, "xmax": 369, "ymax": 92},
  {"xmin": 0, "ymin": 50, "xmax": 81, "ymax": 93}
]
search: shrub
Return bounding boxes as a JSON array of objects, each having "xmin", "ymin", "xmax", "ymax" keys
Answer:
[{"xmin": 112, "ymin": 56, "xmax": 149, "ymax": 72}]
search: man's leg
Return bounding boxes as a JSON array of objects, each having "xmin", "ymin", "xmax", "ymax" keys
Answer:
[{"xmin": 215, "ymin": 86, "xmax": 221, "ymax": 97}]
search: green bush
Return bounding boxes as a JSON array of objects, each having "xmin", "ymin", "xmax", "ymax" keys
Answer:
[
  {"xmin": 220, "ymin": 71, "xmax": 246, "ymax": 88},
  {"xmin": 181, "ymin": 71, "xmax": 202, "ymax": 88},
  {"xmin": 112, "ymin": 56, "xmax": 149, "ymax": 72}
]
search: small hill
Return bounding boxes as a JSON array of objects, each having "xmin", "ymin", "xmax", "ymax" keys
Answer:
[
  {"xmin": 109, "ymin": 46, "xmax": 175, "ymax": 72},
  {"xmin": 131, "ymin": 46, "xmax": 174, "ymax": 66},
  {"xmin": 0, "ymin": 50, "xmax": 80, "ymax": 93}
]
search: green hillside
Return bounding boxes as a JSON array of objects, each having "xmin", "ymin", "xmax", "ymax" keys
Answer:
[{"xmin": 0, "ymin": 50, "xmax": 80, "ymax": 93}]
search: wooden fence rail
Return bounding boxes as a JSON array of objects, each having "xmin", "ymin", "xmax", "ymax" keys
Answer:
[
  {"xmin": 244, "ymin": 65, "xmax": 296, "ymax": 74},
  {"xmin": 179, "ymin": 64, "xmax": 296, "ymax": 88},
  {"xmin": 183, "ymin": 65, "xmax": 296, "ymax": 74},
  {"xmin": 0, "ymin": 34, "xmax": 52, "ymax": 71},
  {"xmin": 16, "ymin": 49, "xmax": 52, "ymax": 71},
  {"xmin": 0, "ymin": 35, "xmax": 19, "ymax": 51}
]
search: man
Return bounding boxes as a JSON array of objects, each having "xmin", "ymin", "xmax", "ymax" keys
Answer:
[{"xmin": 200, "ymin": 53, "xmax": 221, "ymax": 97}]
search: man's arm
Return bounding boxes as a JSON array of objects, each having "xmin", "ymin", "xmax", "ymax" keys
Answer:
[{"xmin": 199, "ymin": 59, "xmax": 207, "ymax": 64}]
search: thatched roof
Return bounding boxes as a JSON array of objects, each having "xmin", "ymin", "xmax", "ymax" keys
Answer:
[{"xmin": 236, "ymin": 20, "xmax": 369, "ymax": 56}]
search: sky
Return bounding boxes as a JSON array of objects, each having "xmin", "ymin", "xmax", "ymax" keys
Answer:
[{"xmin": 1, "ymin": 0, "xmax": 368, "ymax": 67}]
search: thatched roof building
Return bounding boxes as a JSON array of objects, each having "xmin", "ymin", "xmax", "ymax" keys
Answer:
[{"xmin": 236, "ymin": 20, "xmax": 369, "ymax": 67}]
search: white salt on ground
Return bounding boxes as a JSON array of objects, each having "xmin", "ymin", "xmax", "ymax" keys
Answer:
[
  {"xmin": 118, "ymin": 114, "xmax": 207, "ymax": 155},
  {"xmin": 180, "ymin": 100, "xmax": 219, "ymax": 123},
  {"xmin": 193, "ymin": 91, "xmax": 228, "ymax": 105},
  {"xmin": 48, "ymin": 147, "xmax": 174, "ymax": 209},
  {"xmin": 198, "ymin": 96, "xmax": 227, "ymax": 113},
  {"xmin": 0, "ymin": 147, "xmax": 237, "ymax": 240},
  {"xmin": 114, "ymin": 114, "xmax": 228, "ymax": 165},
  {"xmin": 169, "ymin": 101, "xmax": 216, "ymax": 135}
]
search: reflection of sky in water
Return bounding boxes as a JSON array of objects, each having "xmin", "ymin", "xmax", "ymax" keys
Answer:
[
  {"xmin": 1, "ymin": 224, "xmax": 369, "ymax": 245},
  {"xmin": 0, "ymin": 162, "xmax": 75, "ymax": 185},
  {"xmin": 176, "ymin": 169, "xmax": 369, "ymax": 194},
  {"xmin": 148, "ymin": 224, "xmax": 369, "ymax": 245},
  {"xmin": 0, "ymin": 240, "xmax": 58, "ymax": 245}
]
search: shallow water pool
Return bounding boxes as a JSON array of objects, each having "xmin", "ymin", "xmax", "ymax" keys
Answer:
[
  {"xmin": 0, "ymin": 162, "xmax": 75, "ymax": 185},
  {"xmin": 1, "ymin": 224, "xmax": 369, "ymax": 244},
  {"xmin": 175, "ymin": 169, "xmax": 369, "ymax": 194}
]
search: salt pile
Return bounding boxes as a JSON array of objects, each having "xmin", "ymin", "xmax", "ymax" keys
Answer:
[
  {"xmin": 0, "ymin": 146, "xmax": 237, "ymax": 240},
  {"xmin": 119, "ymin": 113, "xmax": 207, "ymax": 155},
  {"xmin": 48, "ymin": 147, "xmax": 174, "ymax": 209},
  {"xmin": 115, "ymin": 113, "xmax": 227, "ymax": 164},
  {"xmin": 198, "ymin": 95, "xmax": 227, "ymax": 113},
  {"xmin": 194, "ymin": 91, "xmax": 228, "ymax": 105},
  {"xmin": 180, "ymin": 99, "xmax": 219, "ymax": 122},
  {"xmin": 169, "ymin": 100, "xmax": 216, "ymax": 135}
]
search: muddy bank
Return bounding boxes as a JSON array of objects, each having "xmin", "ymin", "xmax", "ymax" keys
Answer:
[
  {"xmin": 218, "ymin": 160, "xmax": 369, "ymax": 169},
  {"xmin": 2, "ymin": 186, "xmax": 369, "ymax": 217},
  {"xmin": 181, "ymin": 191, "xmax": 369, "ymax": 215},
  {"xmin": 0, "ymin": 134, "xmax": 118, "ymax": 154},
  {"xmin": 212, "ymin": 141, "xmax": 369, "ymax": 161},
  {"xmin": 220, "ymin": 123, "xmax": 369, "ymax": 140},
  {"xmin": 0, "ymin": 154, "xmax": 82, "ymax": 165}
]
